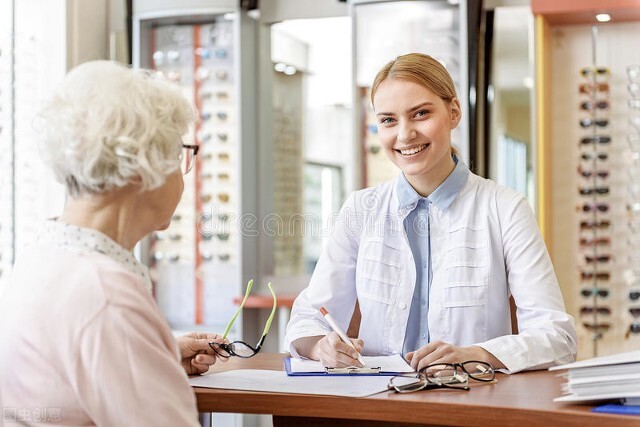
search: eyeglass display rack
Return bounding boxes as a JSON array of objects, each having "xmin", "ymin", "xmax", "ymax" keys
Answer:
[
  {"xmin": 134, "ymin": 3, "xmax": 259, "ymax": 346},
  {"xmin": 577, "ymin": 27, "xmax": 612, "ymax": 357},
  {"xmin": 626, "ymin": 63, "xmax": 640, "ymax": 340},
  {"xmin": 575, "ymin": 26, "xmax": 640, "ymax": 356}
]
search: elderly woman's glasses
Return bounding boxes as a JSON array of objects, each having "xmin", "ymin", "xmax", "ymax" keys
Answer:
[
  {"xmin": 388, "ymin": 361, "xmax": 495, "ymax": 393},
  {"xmin": 209, "ymin": 280, "xmax": 276, "ymax": 358},
  {"xmin": 180, "ymin": 144, "xmax": 199, "ymax": 174}
]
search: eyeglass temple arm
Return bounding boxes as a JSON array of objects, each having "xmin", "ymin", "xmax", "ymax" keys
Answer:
[
  {"xmin": 222, "ymin": 279, "xmax": 254, "ymax": 339},
  {"xmin": 261, "ymin": 282, "xmax": 277, "ymax": 337}
]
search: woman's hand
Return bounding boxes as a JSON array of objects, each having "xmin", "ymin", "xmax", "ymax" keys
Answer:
[
  {"xmin": 311, "ymin": 332, "xmax": 365, "ymax": 368},
  {"xmin": 405, "ymin": 340, "xmax": 504, "ymax": 372},
  {"xmin": 177, "ymin": 332, "xmax": 228, "ymax": 375}
]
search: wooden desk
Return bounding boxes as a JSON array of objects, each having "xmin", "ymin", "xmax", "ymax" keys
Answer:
[{"xmin": 193, "ymin": 354, "xmax": 638, "ymax": 427}]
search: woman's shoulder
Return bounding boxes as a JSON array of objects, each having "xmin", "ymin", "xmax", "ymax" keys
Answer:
[
  {"xmin": 464, "ymin": 173, "xmax": 527, "ymax": 205},
  {"xmin": 345, "ymin": 177, "xmax": 397, "ymax": 211}
]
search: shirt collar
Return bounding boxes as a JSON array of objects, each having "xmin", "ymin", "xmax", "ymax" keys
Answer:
[
  {"xmin": 38, "ymin": 219, "xmax": 152, "ymax": 292},
  {"xmin": 395, "ymin": 154, "xmax": 470, "ymax": 211}
]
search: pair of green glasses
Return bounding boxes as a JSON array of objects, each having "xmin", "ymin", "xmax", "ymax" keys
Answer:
[{"xmin": 209, "ymin": 279, "xmax": 276, "ymax": 358}]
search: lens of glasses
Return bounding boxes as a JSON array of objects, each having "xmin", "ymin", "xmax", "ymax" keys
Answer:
[
  {"xmin": 180, "ymin": 144, "xmax": 198, "ymax": 174},
  {"xmin": 229, "ymin": 342, "xmax": 256, "ymax": 357},
  {"xmin": 388, "ymin": 375, "xmax": 428, "ymax": 393},
  {"xmin": 460, "ymin": 361, "xmax": 495, "ymax": 381},
  {"xmin": 422, "ymin": 364, "xmax": 467, "ymax": 385},
  {"xmin": 209, "ymin": 342, "xmax": 230, "ymax": 357}
]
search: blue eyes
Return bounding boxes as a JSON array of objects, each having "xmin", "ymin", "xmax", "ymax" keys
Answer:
[{"xmin": 378, "ymin": 110, "xmax": 429, "ymax": 125}]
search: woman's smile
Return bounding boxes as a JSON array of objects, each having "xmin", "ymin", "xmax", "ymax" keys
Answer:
[{"xmin": 396, "ymin": 143, "xmax": 430, "ymax": 156}]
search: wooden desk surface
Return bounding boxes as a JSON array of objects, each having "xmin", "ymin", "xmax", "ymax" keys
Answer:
[{"xmin": 193, "ymin": 353, "xmax": 638, "ymax": 427}]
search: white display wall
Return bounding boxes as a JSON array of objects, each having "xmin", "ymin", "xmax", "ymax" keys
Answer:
[
  {"xmin": 549, "ymin": 22, "xmax": 640, "ymax": 359},
  {"xmin": 0, "ymin": 0, "xmax": 69, "ymax": 290}
]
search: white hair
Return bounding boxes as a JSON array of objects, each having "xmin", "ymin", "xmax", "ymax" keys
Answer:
[{"xmin": 36, "ymin": 60, "xmax": 195, "ymax": 197}]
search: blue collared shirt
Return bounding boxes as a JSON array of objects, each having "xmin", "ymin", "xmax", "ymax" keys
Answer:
[{"xmin": 398, "ymin": 156, "xmax": 469, "ymax": 354}]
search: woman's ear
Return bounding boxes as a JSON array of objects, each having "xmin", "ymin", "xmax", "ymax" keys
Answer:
[{"xmin": 449, "ymin": 98, "xmax": 462, "ymax": 129}]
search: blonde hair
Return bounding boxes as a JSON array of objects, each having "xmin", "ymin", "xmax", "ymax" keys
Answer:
[
  {"xmin": 371, "ymin": 53, "xmax": 460, "ymax": 157},
  {"xmin": 36, "ymin": 60, "xmax": 195, "ymax": 197}
]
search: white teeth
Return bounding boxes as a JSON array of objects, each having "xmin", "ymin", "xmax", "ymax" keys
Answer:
[{"xmin": 399, "ymin": 144, "xmax": 427, "ymax": 155}]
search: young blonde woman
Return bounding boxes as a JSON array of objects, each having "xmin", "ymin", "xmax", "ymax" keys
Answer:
[{"xmin": 285, "ymin": 53, "xmax": 576, "ymax": 374}]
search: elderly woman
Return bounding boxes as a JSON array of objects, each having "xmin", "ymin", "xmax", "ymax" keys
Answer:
[{"xmin": 0, "ymin": 60, "xmax": 223, "ymax": 425}]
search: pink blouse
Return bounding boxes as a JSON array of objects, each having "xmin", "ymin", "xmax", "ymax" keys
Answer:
[{"xmin": 0, "ymin": 221, "xmax": 199, "ymax": 426}]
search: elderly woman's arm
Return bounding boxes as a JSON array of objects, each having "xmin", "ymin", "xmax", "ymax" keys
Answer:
[{"xmin": 72, "ymin": 305, "xmax": 202, "ymax": 425}]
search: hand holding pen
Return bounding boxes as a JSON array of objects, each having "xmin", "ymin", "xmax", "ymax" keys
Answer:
[{"xmin": 313, "ymin": 306, "xmax": 365, "ymax": 368}]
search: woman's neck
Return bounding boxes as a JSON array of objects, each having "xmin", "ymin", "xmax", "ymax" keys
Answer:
[
  {"xmin": 59, "ymin": 187, "xmax": 144, "ymax": 251},
  {"xmin": 406, "ymin": 154, "xmax": 456, "ymax": 197}
]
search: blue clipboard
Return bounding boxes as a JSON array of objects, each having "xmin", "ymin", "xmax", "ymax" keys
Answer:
[{"xmin": 284, "ymin": 357, "xmax": 402, "ymax": 377}]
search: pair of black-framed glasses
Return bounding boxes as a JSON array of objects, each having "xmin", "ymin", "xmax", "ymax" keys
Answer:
[
  {"xmin": 388, "ymin": 361, "xmax": 495, "ymax": 393},
  {"xmin": 209, "ymin": 279, "xmax": 276, "ymax": 358},
  {"xmin": 180, "ymin": 144, "xmax": 199, "ymax": 174}
]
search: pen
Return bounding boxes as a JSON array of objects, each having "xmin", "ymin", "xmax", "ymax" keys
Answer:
[{"xmin": 319, "ymin": 306, "xmax": 366, "ymax": 367}]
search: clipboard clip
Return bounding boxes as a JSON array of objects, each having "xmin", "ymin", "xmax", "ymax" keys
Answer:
[{"xmin": 325, "ymin": 366, "xmax": 382, "ymax": 375}]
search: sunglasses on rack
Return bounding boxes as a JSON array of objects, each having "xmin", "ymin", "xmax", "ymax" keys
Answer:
[
  {"xmin": 581, "ymin": 152, "xmax": 608, "ymax": 161},
  {"xmin": 580, "ymin": 287, "xmax": 610, "ymax": 298},
  {"xmin": 580, "ymin": 271, "xmax": 610, "ymax": 281},
  {"xmin": 580, "ymin": 202, "xmax": 609, "ymax": 212},
  {"xmin": 579, "ymin": 306, "xmax": 612, "ymax": 316},
  {"xmin": 582, "ymin": 322, "xmax": 611, "ymax": 332},
  {"xmin": 580, "ymin": 66, "xmax": 611, "ymax": 77},
  {"xmin": 579, "ymin": 187, "xmax": 609, "ymax": 195},
  {"xmin": 578, "ymin": 82, "xmax": 609, "ymax": 94},
  {"xmin": 584, "ymin": 255, "xmax": 612, "ymax": 264},
  {"xmin": 579, "ymin": 220, "xmax": 610, "ymax": 230},
  {"xmin": 579, "ymin": 237, "xmax": 610, "ymax": 247},
  {"xmin": 579, "ymin": 118, "xmax": 608, "ymax": 128},
  {"xmin": 580, "ymin": 136, "xmax": 611, "ymax": 145},
  {"xmin": 580, "ymin": 100, "xmax": 609, "ymax": 111},
  {"xmin": 626, "ymin": 321, "xmax": 640, "ymax": 339}
]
